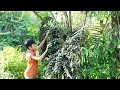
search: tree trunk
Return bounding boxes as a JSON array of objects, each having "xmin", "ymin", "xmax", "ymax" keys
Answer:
[
  {"xmin": 69, "ymin": 11, "xmax": 72, "ymax": 33},
  {"xmin": 33, "ymin": 11, "xmax": 43, "ymax": 20},
  {"xmin": 50, "ymin": 11, "xmax": 57, "ymax": 22},
  {"xmin": 111, "ymin": 11, "xmax": 120, "ymax": 37},
  {"xmin": 63, "ymin": 11, "xmax": 69, "ymax": 29},
  {"xmin": 111, "ymin": 11, "xmax": 120, "ymax": 60}
]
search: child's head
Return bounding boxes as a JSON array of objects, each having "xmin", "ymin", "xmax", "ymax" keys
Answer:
[{"xmin": 24, "ymin": 38, "xmax": 37, "ymax": 51}]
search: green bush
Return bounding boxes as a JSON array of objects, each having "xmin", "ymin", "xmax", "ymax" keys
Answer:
[
  {"xmin": 0, "ymin": 46, "xmax": 26, "ymax": 79},
  {"xmin": 0, "ymin": 11, "xmax": 39, "ymax": 50},
  {"xmin": 79, "ymin": 31, "xmax": 117, "ymax": 79}
]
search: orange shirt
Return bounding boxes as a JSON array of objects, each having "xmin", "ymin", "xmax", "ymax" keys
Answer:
[{"xmin": 24, "ymin": 50, "xmax": 38, "ymax": 79}]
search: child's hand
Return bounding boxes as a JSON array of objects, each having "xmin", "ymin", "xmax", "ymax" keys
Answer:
[
  {"xmin": 46, "ymin": 30, "xmax": 50, "ymax": 37},
  {"xmin": 47, "ymin": 43, "xmax": 52, "ymax": 49}
]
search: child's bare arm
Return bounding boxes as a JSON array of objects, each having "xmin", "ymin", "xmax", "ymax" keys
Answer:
[
  {"xmin": 32, "ymin": 44, "xmax": 50, "ymax": 61},
  {"xmin": 37, "ymin": 30, "xmax": 50, "ymax": 50},
  {"xmin": 31, "ymin": 49, "xmax": 48, "ymax": 61}
]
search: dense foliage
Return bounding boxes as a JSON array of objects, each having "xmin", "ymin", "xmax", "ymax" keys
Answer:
[{"xmin": 0, "ymin": 11, "xmax": 119, "ymax": 79}]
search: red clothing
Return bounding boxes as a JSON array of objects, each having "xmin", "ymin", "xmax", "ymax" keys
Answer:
[{"xmin": 24, "ymin": 50, "xmax": 38, "ymax": 79}]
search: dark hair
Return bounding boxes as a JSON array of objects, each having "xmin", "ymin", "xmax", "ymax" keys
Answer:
[{"xmin": 24, "ymin": 38, "xmax": 36, "ymax": 49}]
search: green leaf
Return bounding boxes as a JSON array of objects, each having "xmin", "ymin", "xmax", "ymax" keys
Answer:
[
  {"xmin": 89, "ymin": 45, "xmax": 95, "ymax": 49},
  {"xmin": 117, "ymin": 44, "xmax": 120, "ymax": 49},
  {"xmin": 109, "ymin": 48, "xmax": 114, "ymax": 54}
]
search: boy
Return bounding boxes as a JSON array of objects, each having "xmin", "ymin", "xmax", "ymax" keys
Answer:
[{"xmin": 24, "ymin": 31, "xmax": 50, "ymax": 79}]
